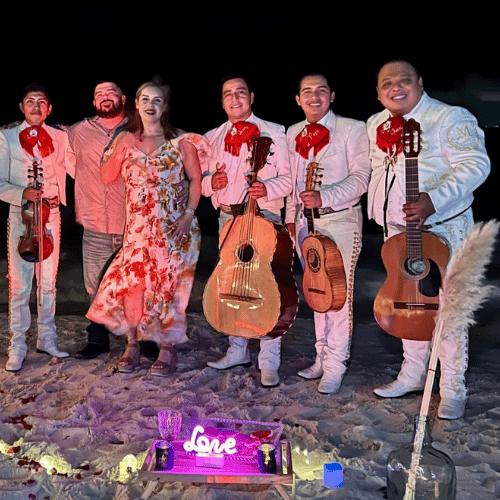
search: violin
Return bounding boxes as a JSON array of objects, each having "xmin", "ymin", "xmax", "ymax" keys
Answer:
[{"xmin": 18, "ymin": 159, "xmax": 54, "ymax": 263}]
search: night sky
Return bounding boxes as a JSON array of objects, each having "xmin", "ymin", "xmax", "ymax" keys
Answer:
[
  {"xmin": 1, "ymin": 6, "xmax": 498, "ymax": 229},
  {"xmin": 4, "ymin": 7, "xmax": 499, "ymax": 129}
]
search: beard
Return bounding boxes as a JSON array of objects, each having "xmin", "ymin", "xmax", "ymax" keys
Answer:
[{"xmin": 95, "ymin": 100, "xmax": 125, "ymax": 119}]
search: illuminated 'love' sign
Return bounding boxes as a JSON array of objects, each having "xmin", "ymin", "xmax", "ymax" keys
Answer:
[{"xmin": 183, "ymin": 425, "xmax": 237, "ymax": 455}]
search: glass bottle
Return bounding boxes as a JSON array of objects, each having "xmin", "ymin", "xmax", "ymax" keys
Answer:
[{"xmin": 386, "ymin": 416, "xmax": 456, "ymax": 500}]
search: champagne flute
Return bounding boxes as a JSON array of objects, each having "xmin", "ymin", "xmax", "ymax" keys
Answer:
[
  {"xmin": 156, "ymin": 410, "xmax": 182, "ymax": 470},
  {"xmin": 158, "ymin": 410, "xmax": 182, "ymax": 441}
]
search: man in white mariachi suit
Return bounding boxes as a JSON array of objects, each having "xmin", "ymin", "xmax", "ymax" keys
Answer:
[
  {"xmin": 201, "ymin": 74, "xmax": 292, "ymax": 388},
  {"xmin": 285, "ymin": 73, "xmax": 371, "ymax": 394},
  {"xmin": 0, "ymin": 83, "xmax": 75, "ymax": 372},
  {"xmin": 367, "ymin": 60, "xmax": 490, "ymax": 419}
]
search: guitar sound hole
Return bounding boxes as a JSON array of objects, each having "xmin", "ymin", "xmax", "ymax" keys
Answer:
[
  {"xmin": 238, "ymin": 244, "xmax": 254, "ymax": 263},
  {"xmin": 405, "ymin": 257, "xmax": 426, "ymax": 277},
  {"xmin": 419, "ymin": 259, "xmax": 442, "ymax": 297},
  {"xmin": 307, "ymin": 248, "xmax": 320, "ymax": 273}
]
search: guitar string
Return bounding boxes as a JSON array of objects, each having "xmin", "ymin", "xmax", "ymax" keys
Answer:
[
  {"xmin": 407, "ymin": 158, "xmax": 421, "ymax": 309},
  {"xmin": 242, "ymin": 199, "xmax": 256, "ymax": 300},
  {"xmin": 232, "ymin": 199, "xmax": 254, "ymax": 300},
  {"xmin": 229, "ymin": 141, "xmax": 270, "ymax": 302}
]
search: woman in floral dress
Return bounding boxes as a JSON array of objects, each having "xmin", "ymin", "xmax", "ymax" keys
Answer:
[{"xmin": 86, "ymin": 78, "xmax": 209, "ymax": 377}]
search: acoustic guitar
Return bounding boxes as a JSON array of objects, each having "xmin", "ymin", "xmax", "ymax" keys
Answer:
[
  {"xmin": 203, "ymin": 136, "xmax": 298, "ymax": 339},
  {"xmin": 373, "ymin": 118, "xmax": 450, "ymax": 341},
  {"xmin": 300, "ymin": 161, "xmax": 347, "ymax": 313}
]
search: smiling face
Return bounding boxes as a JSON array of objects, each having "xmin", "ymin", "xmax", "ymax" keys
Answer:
[
  {"xmin": 295, "ymin": 75, "xmax": 335, "ymax": 123},
  {"xmin": 19, "ymin": 91, "xmax": 52, "ymax": 126},
  {"xmin": 222, "ymin": 78, "xmax": 254, "ymax": 123},
  {"xmin": 135, "ymin": 85, "xmax": 167, "ymax": 125},
  {"xmin": 377, "ymin": 62, "xmax": 424, "ymax": 116},
  {"xmin": 93, "ymin": 82, "xmax": 125, "ymax": 118}
]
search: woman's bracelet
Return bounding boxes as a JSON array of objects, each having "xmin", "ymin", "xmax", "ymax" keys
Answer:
[{"xmin": 185, "ymin": 208, "xmax": 195, "ymax": 216}]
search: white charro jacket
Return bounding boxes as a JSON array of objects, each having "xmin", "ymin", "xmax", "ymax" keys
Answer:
[
  {"xmin": 367, "ymin": 92, "xmax": 490, "ymax": 229},
  {"xmin": 0, "ymin": 122, "xmax": 75, "ymax": 210},
  {"xmin": 285, "ymin": 110, "xmax": 371, "ymax": 225}
]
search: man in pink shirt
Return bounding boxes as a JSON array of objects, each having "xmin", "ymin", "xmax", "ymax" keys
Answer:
[{"xmin": 68, "ymin": 81, "xmax": 129, "ymax": 359}]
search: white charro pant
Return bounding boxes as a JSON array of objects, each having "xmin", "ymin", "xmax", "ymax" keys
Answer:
[
  {"xmin": 218, "ymin": 209, "xmax": 283, "ymax": 370},
  {"xmin": 388, "ymin": 209, "xmax": 473, "ymax": 400},
  {"xmin": 7, "ymin": 207, "xmax": 61, "ymax": 353},
  {"xmin": 294, "ymin": 205, "xmax": 363, "ymax": 376}
]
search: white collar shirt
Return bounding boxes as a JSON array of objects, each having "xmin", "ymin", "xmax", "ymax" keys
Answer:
[{"xmin": 202, "ymin": 113, "xmax": 291, "ymax": 214}]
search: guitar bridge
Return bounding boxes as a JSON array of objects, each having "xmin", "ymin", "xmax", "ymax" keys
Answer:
[
  {"xmin": 307, "ymin": 288, "xmax": 326, "ymax": 295},
  {"xmin": 219, "ymin": 293, "xmax": 263, "ymax": 305},
  {"xmin": 394, "ymin": 302, "xmax": 439, "ymax": 310}
]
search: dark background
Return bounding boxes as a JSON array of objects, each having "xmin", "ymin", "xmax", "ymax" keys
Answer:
[{"xmin": 1, "ymin": 6, "xmax": 499, "ymax": 242}]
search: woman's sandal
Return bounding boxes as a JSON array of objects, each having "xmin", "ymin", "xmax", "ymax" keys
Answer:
[
  {"xmin": 117, "ymin": 342, "xmax": 141, "ymax": 373},
  {"xmin": 150, "ymin": 345, "xmax": 178, "ymax": 377}
]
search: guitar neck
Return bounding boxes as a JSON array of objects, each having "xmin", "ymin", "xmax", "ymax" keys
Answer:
[
  {"xmin": 304, "ymin": 207, "xmax": 319, "ymax": 233},
  {"xmin": 304, "ymin": 161, "xmax": 320, "ymax": 234},
  {"xmin": 405, "ymin": 156, "xmax": 422, "ymax": 257}
]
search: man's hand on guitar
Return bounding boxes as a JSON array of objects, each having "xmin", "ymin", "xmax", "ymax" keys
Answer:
[
  {"xmin": 403, "ymin": 192, "xmax": 436, "ymax": 229},
  {"xmin": 211, "ymin": 163, "xmax": 228, "ymax": 190},
  {"xmin": 299, "ymin": 189, "xmax": 322, "ymax": 209},
  {"xmin": 247, "ymin": 181, "xmax": 267, "ymax": 200}
]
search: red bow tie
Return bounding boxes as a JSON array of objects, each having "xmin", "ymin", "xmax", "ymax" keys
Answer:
[
  {"xmin": 19, "ymin": 126, "xmax": 54, "ymax": 158},
  {"xmin": 295, "ymin": 123, "xmax": 329, "ymax": 159},
  {"xmin": 376, "ymin": 115, "xmax": 407, "ymax": 157},
  {"xmin": 224, "ymin": 121, "xmax": 260, "ymax": 156}
]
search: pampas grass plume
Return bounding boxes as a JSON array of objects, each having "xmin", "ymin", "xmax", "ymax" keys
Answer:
[{"xmin": 438, "ymin": 219, "xmax": 499, "ymax": 338}]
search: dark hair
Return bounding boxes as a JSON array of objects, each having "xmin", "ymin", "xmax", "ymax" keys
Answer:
[
  {"xmin": 376, "ymin": 59, "xmax": 421, "ymax": 83},
  {"xmin": 93, "ymin": 80, "xmax": 124, "ymax": 94},
  {"xmin": 296, "ymin": 72, "xmax": 333, "ymax": 95},
  {"xmin": 128, "ymin": 75, "xmax": 179, "ymax": 140},
  {"xmin": 21, "ymin": 82, "xmax": 51, "ymax": 104},
  {"xmin": 221, "ymin": 73, "xmax": 253, "ymax": 94}
]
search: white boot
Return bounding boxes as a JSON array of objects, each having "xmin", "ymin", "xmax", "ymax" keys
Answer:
[
  {"xmin": 36, "ymin": 339, "xmax": 69, "ymax": 358},
  {"xmin": 6, "ymin": 331, "xmax": 28, "ymax": 372},
  {"xmin": 317, "ymin": 370, "xmax": 343, "ymax": 394},
  {"xmin": 318, "ymin": 352, "xmax": 346, "ymax": 394},
  {"xmin": 260, "ymin": 369, "xmax": 280, "ymax": 388},
  {"xmin": 438, "ymin": 397, "xmax": 467, "ymax": 420},
  {"xmin": 297, "ymin": 359, "xmax": 323, "ymax": 379},
  {"xmin": 373, "ymin": 379, "xmax": 424, "ymax": 398},
  {"xmin": 6, "ymin": 346, "xmax": 28, "ymax": 372},
  {"xmin": 207, "ymin": 336, "xmax": 251, "ymax": 370}
]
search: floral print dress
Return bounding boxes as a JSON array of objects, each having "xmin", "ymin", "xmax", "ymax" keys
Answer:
[{"xmin": 86, "ymin": 133, "xmax": 209, "ymax": 345}]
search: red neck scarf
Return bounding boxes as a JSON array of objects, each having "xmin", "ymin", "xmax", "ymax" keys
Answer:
[
  {"xmin": 19, "ymin": 126, "xmax": 54, "ymax": 158},
  {"xmin": 224, "ymin": 121, "xmax": 260, "ymax": 156},
  {"xmin": 295, "ymin": 123, "xmax": 330, "ymax": 159},
  {"xmin": 376, "ymin": 115, "xmax": 407, "ymax": 158}
]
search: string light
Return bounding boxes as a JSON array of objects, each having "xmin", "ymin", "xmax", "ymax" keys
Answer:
[
  {"xmin": 39, "ymin": 454, "xmax": 72, "ymax": 474},
  {"xmin": 118, "ymin": 454, "xmax": 138, "ymax": 481}
]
